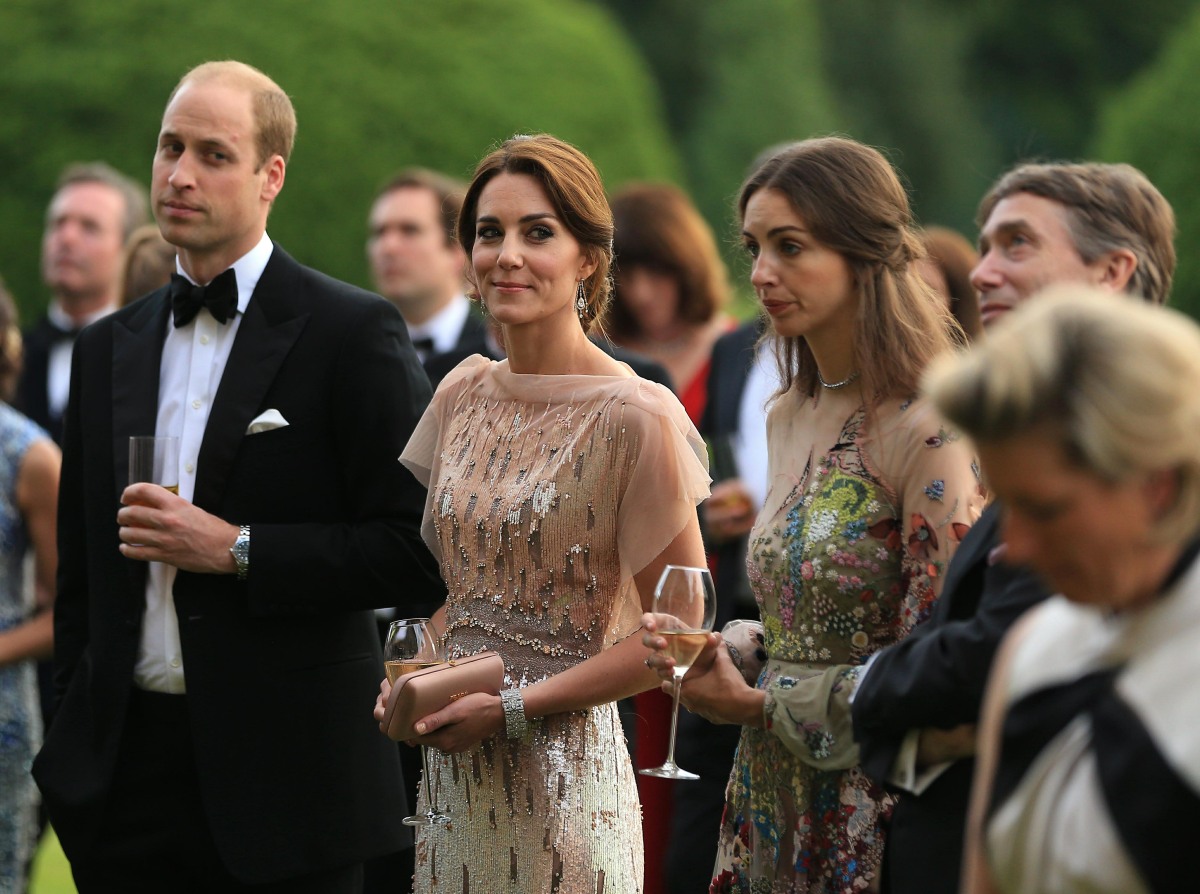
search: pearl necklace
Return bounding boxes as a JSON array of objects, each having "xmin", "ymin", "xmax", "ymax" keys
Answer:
[{"xmin": 817, "ymin": 369, "xmax": 860, "ymax": 390}]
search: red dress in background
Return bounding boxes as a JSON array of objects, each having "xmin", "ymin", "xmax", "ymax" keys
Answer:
[{"xmin": 636, "ymin": 357, "xmax": 712, "ymax": 894}]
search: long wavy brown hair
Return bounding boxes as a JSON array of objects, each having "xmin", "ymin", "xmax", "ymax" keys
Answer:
[{"xmin": 739, "ymin": 137, "xmax": 962, "ymax": 401}]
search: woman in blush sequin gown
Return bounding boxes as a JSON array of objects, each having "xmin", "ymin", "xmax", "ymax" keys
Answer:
[
  {"xmin": 0, "ymin": 284, "xmax": 60, "ymax": 891},
  {"xmin": 375, "ymin": 134, "xmax": 709, "ymax": 894},
  {"xmin": 644, "ymin": 138, "xmax": 982, "ymax": 894}
]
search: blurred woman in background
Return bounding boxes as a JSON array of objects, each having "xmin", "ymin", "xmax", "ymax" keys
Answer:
[
  {"xmin": 920, "ymin": 225, "xmax": 982, "ymax": 341},
  {"xmin": 0, "ymin": 277, "xmax": 60, "ymax": 892},
  {"xmin": 609, "ymin": 182, "xmax": 733, "ymax": 423},
  {"xmin": 119, "ymin": 223, "xmax": 175, "ymax": 306}
]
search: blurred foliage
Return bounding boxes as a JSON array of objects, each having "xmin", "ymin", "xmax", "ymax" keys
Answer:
[
  {"xmin": 603, "ymin": 0, "xmax": 1198, "ymax": 270},
  {"xmin": 5, "ymin": 0, "xmax": 1199, "ymax": 322},
  {"xmin": 0, "ymin": 0, "xmax": 680, "ymax": 320},
  {"xmin": 1092, "ymin": 4, "xmax": 1200, "ymax": 318},
  {"xmin": 965, "ymin": 0, "xmax": 1193, "ymax": 162},
  {"xmin": 603, "ymin": 0, "xmax": 838, "ymax": 243},
  {"xmin": 816, "ymin": 0, "xmax": 1002, "ymax": 234}
]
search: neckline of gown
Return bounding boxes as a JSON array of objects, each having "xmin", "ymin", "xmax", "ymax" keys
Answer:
[{"xmin": 486, "ymin": 357, "xmax": 642, "ymax": 403}]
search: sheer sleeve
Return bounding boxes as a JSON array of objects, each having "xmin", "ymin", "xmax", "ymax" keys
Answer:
[
  {"xmin": 399, "ymin": 354, "xmax": 491, "ymax": 562},
  {"xmin": 874, "ymin": 398, "xmax": 984, "ymax": 629},
  {"xmin": 763, "ymin": 397, "xmax": 982, "ymax": 768},
  {"xmin": 602, "ymin": 381, "xmax": 710, "ymax": 644},
  {"xmin": 615, "ymin": 381, "xmax": 711, "ymax": 582}
]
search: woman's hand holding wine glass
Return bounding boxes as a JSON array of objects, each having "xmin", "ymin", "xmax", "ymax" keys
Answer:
[
  {"xmin": 638, "ymin": 565, "xmax": 717, "ymax": 780},
  {"xmin": 383, "ymin": 618, "xmax": 453, "ymax": 827}
]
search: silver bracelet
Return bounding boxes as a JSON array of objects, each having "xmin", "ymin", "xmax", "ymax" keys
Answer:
[{"xmin": 500, "ymin": 688, "xmax": 528, "ymax": 740}]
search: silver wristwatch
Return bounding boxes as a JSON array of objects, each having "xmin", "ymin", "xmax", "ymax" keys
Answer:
[{"xmin": 230, "ymin": 525, "xmax": 250, "ymax": 580}]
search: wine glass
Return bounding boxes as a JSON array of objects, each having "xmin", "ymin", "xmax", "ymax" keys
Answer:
[
  {"xmin": 384, "ymin": 618, "xmax": 452, "ymax": 827},
  {"xmin": 639, "ymin": 564, "xmax": 717, "ymax": 780}
]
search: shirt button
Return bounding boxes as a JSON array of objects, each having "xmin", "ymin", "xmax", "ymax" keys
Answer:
[
  {"xmin": 192, "ymin": 399, "xmax": 201, "ymax": 409},
  {"xmin": 170, "ymin": 659, "xmax": 181, "ymax": 668},
  {"xmin": 200, "ymin": 335, "xmax": 210, "ymax": 345},
  {"xmin": 185, "ymin": 463, "xmax": 195, "ymax": 474}
]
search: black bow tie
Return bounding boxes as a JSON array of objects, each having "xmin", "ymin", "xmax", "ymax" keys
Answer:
[
  {"xmin": 411, "ymin": 336, "xmax": 435, "ymax": 356},
  {"xmin": 170, "ymin": 268, "xmax": 238, "ymax": 327},
  {"xmin": 46, "ymin": 318, "xmax": 82, "ymax": 343}
]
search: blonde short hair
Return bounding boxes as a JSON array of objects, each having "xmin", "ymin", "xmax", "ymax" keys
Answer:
[{"xmin": 924, "ymin": 285, "xmax": 1200, "ymax": 543}]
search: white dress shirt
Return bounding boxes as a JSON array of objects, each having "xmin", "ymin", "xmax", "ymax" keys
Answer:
[
  {"xmin": 733, "ymin": 340, "xmax": 779, "ymax": 512},
  {"xmin": 46, "ymin": 301, "xmax": 114, "ymax": 421},
  {"xmin": 406, "ymin": 293, "xmax": 471, "ymax": 360},
  {"xmin": 134, "ymin": 232, "xmax": 273, "ymax": 693}
]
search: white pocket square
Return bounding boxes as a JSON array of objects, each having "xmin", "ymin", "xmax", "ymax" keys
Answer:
[{"xmin": 246, "ymin": 409, "xmax": 289, "ymax": 435}]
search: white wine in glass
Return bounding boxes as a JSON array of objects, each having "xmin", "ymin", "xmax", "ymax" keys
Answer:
[
  {"xmin": 384, "ymin": 618, "xmax": 452, "ymax": 827},
  {"xmin": 639, "ymin": 564, "xmax": 717, "ymax": 781}
]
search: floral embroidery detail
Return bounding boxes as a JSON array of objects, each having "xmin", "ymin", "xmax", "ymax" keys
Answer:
[
  {"xmin": 924, "ymin": 426, "xmax": 960, "ymax": 448},
  {"xmin": 800, "ymin": 723, "xmax": 836, "ymax": 760},
  {"xmin": 725, "ymin": 402, "xmax": 970, "ymax": 893},
  {"xmin": 907, "ymin": 513, "xmax": 938, "ymax": 560}
]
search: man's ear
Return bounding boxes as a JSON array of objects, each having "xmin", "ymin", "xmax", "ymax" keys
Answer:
[
  {"xmin": 1097, "ymin": 248, "xmax": 1138, "ymax": 293},
  {"xmin": 1144, "ymin": 467, "xmax": 1180, "ymax": 520},
  {"xmin": 261, "ymin": 155, "xmax": 286, "ymax": 204}
]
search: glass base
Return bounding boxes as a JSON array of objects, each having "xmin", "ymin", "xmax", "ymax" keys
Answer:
[
  {"xmin": 402, "ymin": 810, "xmax": 452, "ymax": 827},
  {"xmin": 639, "ymin": 762, "xmax": 699, "ymax": 781}
]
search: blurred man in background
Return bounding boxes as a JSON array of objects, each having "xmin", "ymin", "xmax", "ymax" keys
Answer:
[
  {"xmin": 367, "ymin": 168, "xmax": 485, "ymax": 366},
  {"xmin": 18, "ymin": 162, "xmax": 148, "ymax": 444},
  {"xmin": 852, "ymin": 160, "xmax": 1176, "ymax": 894}
]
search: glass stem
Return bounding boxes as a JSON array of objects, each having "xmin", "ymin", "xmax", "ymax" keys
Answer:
[
  {"xmin": 664, "ymin": 674, "xmax": 684, "ymax": 767},
  {"xmin": 421, "ymin": 746, "xmax": 438, "ymax": 813}
]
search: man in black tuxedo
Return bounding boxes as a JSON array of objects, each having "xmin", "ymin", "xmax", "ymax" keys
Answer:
[
  {"xmin": 367, "ymin": 168, "xmax": 487, "ymax": 369},
  {"xmin": 18, "ymin": 162, "xmax": 148, "ymax": 444},
  {"xmin": 33, "ymin": 61, "xmax": 442, "ymax": 892},
  {"xmin": 851, "ymin": 161, "xmax": 1176, "ymax": 894}
]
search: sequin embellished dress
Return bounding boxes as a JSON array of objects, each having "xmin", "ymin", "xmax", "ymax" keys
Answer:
[
  {"xmin": 0, "ymin": 405, "xmax": 48, "ymax": 890},
  {"xmin": 711, "ymin": 392, "xmax": 980, "ymax": 894},
  {"xmin": 400, "ymin": 357, "xmax": 710, "ymax": 894}
]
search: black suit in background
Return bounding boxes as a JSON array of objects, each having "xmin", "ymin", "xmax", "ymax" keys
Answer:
[
  {"xmin": 15, "ymin": 314, "xmax": 74, "ymax": 446},
  {"xmin": 665, "ymin": 320, "xmax": 764, "ymax": 894},
  {"xmin": 33, "ymin": 246, "xmax": 444, "ymax": 887},
  {"xmin": 445, "ymin": 308, "xmax": 489, "ymax": 356},
  {"xmin": 851, "ymin": 502, "xmax": 1048, "ymax": 894}
]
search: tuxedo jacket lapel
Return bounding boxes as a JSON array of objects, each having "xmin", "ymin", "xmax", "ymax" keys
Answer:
[{"xmin": 193, "ymin": 252, "xmax": 309, "ymax": 513}]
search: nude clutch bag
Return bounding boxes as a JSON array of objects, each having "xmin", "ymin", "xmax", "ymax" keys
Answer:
[{"xmin": 382, "ymin": 650, "xmax": 505, "ymax": 741}]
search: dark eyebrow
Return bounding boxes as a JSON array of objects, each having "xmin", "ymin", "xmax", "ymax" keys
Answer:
[
  {"xmin": 476, "ymin": 212, "xmax": 558, "ymax": 225},
  {"xmin": 988, "ymin": 220, "xmax": 1034, "ymax": 242},
  {"xmin": 157, "ymin": 131, "xmax": 236, "ymax": 156},
  {"xmin": 740, "ymin": 224, "xmax": 809, "ymax": 239}
]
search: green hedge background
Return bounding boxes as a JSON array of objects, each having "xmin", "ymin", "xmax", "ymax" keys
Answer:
[{"xmin": 3, "ymin": 0, "xmax": 1199, "ymax": 314}]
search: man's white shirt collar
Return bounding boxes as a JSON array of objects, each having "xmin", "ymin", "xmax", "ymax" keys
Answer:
[
  {"xmin": 174, "ymin": 231, "xmax": 273, "ymax": 318},
  {"xmin": 407, "ymin": 293, "xmax": 471, "ymax": 355}
]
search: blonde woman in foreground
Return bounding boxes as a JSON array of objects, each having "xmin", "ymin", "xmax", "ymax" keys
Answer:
[{"xmin": 928, "ymin": 287, "xmax": 1200, "ymax": 894}]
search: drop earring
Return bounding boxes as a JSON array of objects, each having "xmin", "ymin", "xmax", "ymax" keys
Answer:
[{"xmin": 576, "ymin": 281, "xmax": 587, "ymax": 321}]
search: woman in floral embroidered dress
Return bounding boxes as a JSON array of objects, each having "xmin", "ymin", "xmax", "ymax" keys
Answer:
[{"xmin": 644, "ymin": 137, "xmax": 981, "ymax": 894}]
